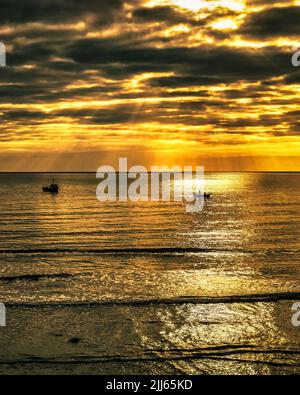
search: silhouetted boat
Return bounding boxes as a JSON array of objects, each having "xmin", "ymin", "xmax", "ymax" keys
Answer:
[
  {"xmin": 43, "ymin": 179, "xmax": 59, "ymax": 193},
  {"xmin": 193, "ymin": 191, "xmax": 211, "ymax": 199}
]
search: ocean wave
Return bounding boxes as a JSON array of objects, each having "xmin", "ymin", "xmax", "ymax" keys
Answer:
[
  {"xmin": 0, "ymin": 247, "xmax": 299, "ymax": 255},
  {"xmin": 0, "ymin": 273, "xmax": 72, "ymax": 283},
  {"xmin": 4, "ymin": 292, "xmax": 300, "ymax": 307},
  {"xmin": 0, "ymin": 346, "xmax": 299, "ymax": 366}
]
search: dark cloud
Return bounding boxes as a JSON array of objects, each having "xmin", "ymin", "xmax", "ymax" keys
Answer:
[
  {"xmin": 0, "ymin": 0, "xmax": 125, "ymax": 25},
  {"xmin": 132, "ymin": 6, "xmax": 205, "ymax": 26},
  {"xmin": 239, "ymin": 6, "xmax": 300, "ymax": 37},
  {"xmin": 64, "ymin": 38, "xmax": 292, "ymax": 83},
  {"xmin": 284, "ymin": 71, "xmax": 300, "ymax": 84}
]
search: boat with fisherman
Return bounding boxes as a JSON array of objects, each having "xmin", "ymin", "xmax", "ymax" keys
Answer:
[
  {"xmin": 42, "ymin": 179, "xmax": 59, "ymax": 193},
  {"xmin": 193, "ymin": 190, "xmax": 212, "ymax": 199}
]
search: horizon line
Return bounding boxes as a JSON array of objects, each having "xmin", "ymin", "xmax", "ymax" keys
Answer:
[{"xmin": 1, "ymin": 171, "xmax": 300, "ymax": 174}]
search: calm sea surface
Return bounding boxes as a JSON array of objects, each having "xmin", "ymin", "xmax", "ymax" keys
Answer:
[{"xmin": 0, "ymin": 172, "xmax": 299, "ymax": 374}]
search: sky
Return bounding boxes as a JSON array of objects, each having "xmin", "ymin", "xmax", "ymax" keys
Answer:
[{"xmin": 0, "ymin": 0, "xmax": 300, "ymax": 171}]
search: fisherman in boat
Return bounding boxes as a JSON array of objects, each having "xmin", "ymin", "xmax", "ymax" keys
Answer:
[
  {"xmin": 43, "ymin": 179, "xmax": 59, "ymax": 193},
  {"xmin": 193, "ymin": 190, "xmax": 211, "ymax": 199}
]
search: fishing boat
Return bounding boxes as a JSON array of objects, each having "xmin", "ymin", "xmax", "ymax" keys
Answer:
[
  {"xmin": 193, "ymin": 191, "xmax": 211, "ymax": 199},
  {"xmin": 43, "ymin": 179, "xmax": 59, "ymax": 193}
]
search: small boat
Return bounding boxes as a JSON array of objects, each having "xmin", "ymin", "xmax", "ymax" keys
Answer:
[
  {"xmin": 43, "ymin": 179, "xmax": 59, "ymax": 193},
  {"xmin": 193, "ymin": 191, "xmax": 211, "ymax": 199}
]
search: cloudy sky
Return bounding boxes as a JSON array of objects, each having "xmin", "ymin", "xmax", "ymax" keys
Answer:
[{"xmin": 0, "ymin": 0, "xmax": 300, "ymax": 171}]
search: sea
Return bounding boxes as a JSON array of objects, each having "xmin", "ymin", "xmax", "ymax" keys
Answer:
[{"xmin": 0, "ymin": 172, "xmax": 299, "ymax": 374}]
